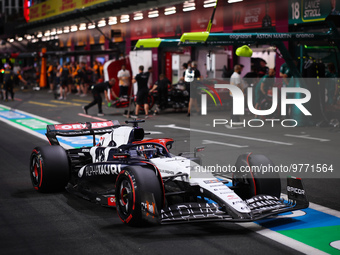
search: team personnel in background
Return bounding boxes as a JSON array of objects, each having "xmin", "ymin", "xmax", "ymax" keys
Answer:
[
  {"xmin": 56, "ymin": 63, "xmax": 61, "ymax": 87},
  {"xmin": 72, "ymin": 62, "xmax": 82, "ymax": 95},
  {"xmin": 181, "ymin": 62, "xmax": 190, "ymax": 93},
  {"xmin": 280, "ymin": 60, "xmax": 298, "ymax": 87},
  {"xmin": 255, "ymin": 68, "xmax": 276, "ymax": 111},
  {"xmin": 59, "ymin": 62, "xmax": 71, "ymax": 100},
  {"xmin": 243, "ymin": 65, "xmax": 259, "ymax": 87},
  {"xmin": 230, "ymin": 65, "xmax": 243, "ymax": 89},
  {"xmin": 92, "ymin": 60, "xmax": 100, "ymax": 82},
  {"xmin": 147, "ymin": 66, "xmax": 153, "ymax": 89},
  {"xmin": 330, "ymin": 0, "xmax": 340, "ymax": 15},
  {"xmin": 325, "ymin": 62, "xmax": 339, "ymax": 105},
  {"xmin": 132, "ymin": 65, "xmax": 150, "ymax": 118},
  {"xmin": 82, "ymin": 78, "xmax": 117, "ymax": 116},
  {"xmin": 117, "ymin": 64, "xmax": 130, "ymax": 97},
  {"xmin": 230, "ymin": 64, "xmax": 244, "ymax": 122},
  {"xmin": 47, "ymin": 63, "xmax": 57, "ymax": 93},
  {"xmin": 1, "ymin": 64, "xmax": 28, "ymax": 101},
  {"xmin": 34, "ymin": 65, "xmax": 40, "ymax": 88},
  {"xmin": 78, "ymin": 62, "xmax": 91, "ymax": 97},
  {"xmin": 279, "ymin": 62, "xmax": 291, "ymax": 86},
  {"xmin": 2, "ymin": 64, "xmax": 15, "ymax": 101},
  {"xmin": 186, "ymin": 61, "xmax": 201, "ymax": 117},
  {"xmin": 98, "ymin": 62, "xmax": 104, "ymax": 82},
  {"xmin": 149, "ymin": 73, "xmax": 171, "ymax": 114},
  {"xmin": 92, "ymin": 60, "xmax": 103, "ymax": 83},
  {"xmin": 68, "ymin": 62, "xmax": 77, "ymax": 94},
  {"xmin": 16, "ymin": 67, "xmax": 28, "ymax": 87},
  {"xmin": 258, "ymin": 59, "xmax": 269, "ymax": 77}
]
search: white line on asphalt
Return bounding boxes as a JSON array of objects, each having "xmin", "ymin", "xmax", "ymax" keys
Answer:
[
  {"xmin": 202, "ymin": 139, "xmax": 248, "ymax": 148},
  {"xmin": 0, "ymin": 116, "xmax": 48, "ymax": 142},
  {"xmin": 9, "ymin": 107, "xmax": 59, "ymax": 124},
  {"xmin": 146, "ymin": 131, "xmax": 164, "ymax": 135},
  {"xmin": 0, "ymin": 105, "xmax": 71, "ymax": 149},
  {"xmin": 309, "ymin": 201, "xmax": 340, "ymax": 218},
  {"xmin": 155, "ymin": 124, "xmax": 293, "ymax": 146},
  {"xmin": 272, "ymin": 210, "xmax": 307, "ymax": 218},
  {"xmin": 284, "ymin": 134, "xmax": 330, "ymax": 142},
  {"xmin": 78, "ymin": 113, "xmax": 108, "ymax": 121}
]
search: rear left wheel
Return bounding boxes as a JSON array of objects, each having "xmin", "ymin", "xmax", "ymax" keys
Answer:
[{"xmin": 29, "ymin": 146, "xmax": 70, "ymax": 192}]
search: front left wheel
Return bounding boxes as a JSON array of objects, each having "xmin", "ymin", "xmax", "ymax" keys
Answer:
[
  {"xmin": 29, "ymin": 146, "xmax": 70, "ymax": 192},
  {"xmin": 115, "ymin": 165, "xmax": 164, "ymax": 226}
]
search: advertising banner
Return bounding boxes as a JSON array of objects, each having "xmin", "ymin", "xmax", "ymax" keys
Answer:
[
  {"xmin": 191, "ymin": 0, "xmax": 224, "ymax": 32},
  {"xmin": 130, "ymin": 12, "xmax": 152, "ymax": 41},
  {"xmin": 157, "ymin": 12, "xmax": 184, "ymax": 37},
  {"xmin": 232, "ymin": 0, "xmax": 276, "ymax": 30},
  {"xmin": 28, "ymin": 0, "xmax": 110, "ymax": 22},
  {"xmin": 289, "ymin": 0, "xmax": 340, "ymax": 24}
]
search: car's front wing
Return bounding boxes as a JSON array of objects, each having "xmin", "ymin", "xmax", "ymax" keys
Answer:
[
  {"xmin": 140, "ymin": 194, "xmax": 307, "ymax": 224},
  {"xmin": 142, "ymin": 176, "xmax": 309, "ymax": 224}
]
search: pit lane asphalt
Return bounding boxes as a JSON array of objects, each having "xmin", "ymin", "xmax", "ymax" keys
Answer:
[{"xmin": 0, "ymin": 88, "xmax": 339, "ymax": 254}]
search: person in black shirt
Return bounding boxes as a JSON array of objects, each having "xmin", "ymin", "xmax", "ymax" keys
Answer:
[
  {"xmin": 186, "ymin": 61, "xmax": 201, "ymax": 116},
  {"xmin": 59, "ymin": 62, "xmax": 70, "ymax": 100},
  {"xmin": 243, "ymin": 66, "xmax": 259, "ymax": 86},
  {"xmin": 78, "ymin": 62, "xmax": 92, "ymax": 97},
  {"xmin": 132, "ymin": 65, "xmax": 150, "ymax": 118},
  {"xmin": 82, "ymin": 78, "xmax": 116, "ymax": 116},
  {"xmin": 2, "ymin": 64, "xmax": 15, "ymax": 101},
  {"xmin": 257, "ymin": 59, "xmax": 269, "ymax": 77},
  {"xmin": 150, "ymin": 73, "xmax": 171, "ymax": 113}
]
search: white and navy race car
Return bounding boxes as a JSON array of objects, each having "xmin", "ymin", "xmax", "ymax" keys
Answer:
[{"xmin": 30, "ymin": 119, "xmax": 309, "ymax": 226}]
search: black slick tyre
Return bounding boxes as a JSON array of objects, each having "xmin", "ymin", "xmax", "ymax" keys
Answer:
[
  {"xmin": 115, "ymin": 165, "xmax": 163, "ymax": 226},
  {"xmin": 29, "ymin": 146, "xmax": 70, "ymax": 192},
  {"xmin": 233, "ymin": 154, "xmax": 281, "ymax": 199}
]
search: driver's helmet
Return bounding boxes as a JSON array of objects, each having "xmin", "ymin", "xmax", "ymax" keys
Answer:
[{"xmin": 137, "ymin": 145, "xmax": 157, "ymax": 159}]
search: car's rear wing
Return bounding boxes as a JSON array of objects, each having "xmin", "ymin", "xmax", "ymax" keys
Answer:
[{"xmin": 46, "ymin": 120, "xmax": 121, "ymax": 146}]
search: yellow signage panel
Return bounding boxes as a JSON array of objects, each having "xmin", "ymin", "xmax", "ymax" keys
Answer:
[{"xmin": 29, "ymin": 0, "xmax": 109, "ymax": 22}]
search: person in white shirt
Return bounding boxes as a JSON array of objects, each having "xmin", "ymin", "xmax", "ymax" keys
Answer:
[
  {"xmin": 117, "ymin": 65, "xmax": 130, "ymax": 97},
  {"xmin": 230, "ymin": 65, "xmax": 243, "ymax": 122},
  {"xmin": 230, "ymin": 65, "xmax": 242, "ymax": 89}
]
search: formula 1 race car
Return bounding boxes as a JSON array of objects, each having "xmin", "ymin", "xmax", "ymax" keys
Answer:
[{"xmin": 29, "ymin": 120, "xmax": 309, "ymax": 226}]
